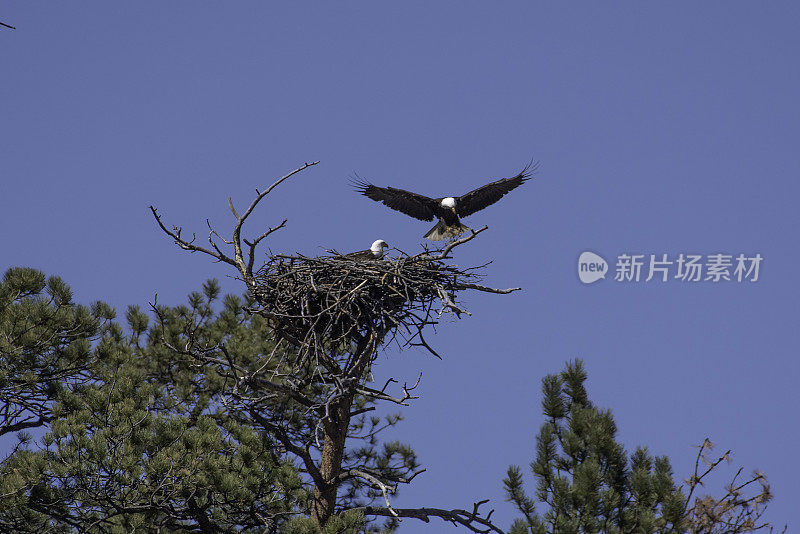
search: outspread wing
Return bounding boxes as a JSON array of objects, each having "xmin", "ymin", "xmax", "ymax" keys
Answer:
[
  {"xmin": 352, "ymin": 176, "xmax": 438, "ymax": 222},
  {"xmin": 455, "ymin": 161, "xmax": 538, "ymax": 218}
]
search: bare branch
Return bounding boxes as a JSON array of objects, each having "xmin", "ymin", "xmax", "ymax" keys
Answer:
[
  {"xmin": 149, "ymin": 206, "xmax": 238, "ymax": 267},
  {"xmin": 228, "ymin": 197, "xmax": 240, "ymax": 219},
  {"xmin": 150, "ymin": 161, "xmax": 319, "ymax": 284},
  {"xmin": 231, "ymin": 161, "xmax": 320, "ymax": 283},
  {"xmin": 457, "ymin": 282, "xmax": 521, "ymax": 294},
  {"xmin": 682, "ymin": 438, "xmax": 777, "ymax": 533},
  {"xmin": 345, "ymin": 469, "xmax": 399, "ymax": 518},
  {"xmin": 438, "ymin": 286, "xmax": 471, "ymax": 318},
  {"xmin": 354, "ymin": 373, "xmax": 421, "ymax": 406},
  {"xmin": 407, "ymin": 327, "xmax": 442, "ymax": 359},
  {"xmin": 408, "ymin": 226, "xmax": 489, "ymax": 262},
  {"xmin": 245, "ymin": 218, "xmax": 289, "ymax": 279},
  {"xmin": 245, "ymin": 218, "xmax": 288, "ymax": 249},
  {"xmin": 0, "ymin": 414, "xmax": 52, "ymax": 437},
  {"xmin": 353, "ymin": 500, "xmax": 504, "ymax": 534}
]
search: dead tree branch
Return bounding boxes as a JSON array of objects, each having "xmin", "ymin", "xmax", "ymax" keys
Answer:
[
  {"xmin": 409, "ymin": 226, "xmax": 489, "ymax": 262},
  {"xmin": 149, "ymin": 161, "xmax": 319, "ymax": 285},
  {"xmin": 682, "ymin": 438, "xmax": 777, "ymax": 533},
  {"xmin": 354, "ymin": 500, "xmax": 504, "ymax": 534}
]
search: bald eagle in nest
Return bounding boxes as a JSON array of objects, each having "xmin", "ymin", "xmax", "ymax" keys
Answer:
[
  {"xmin": 343, "ymin": 239, "xmax": 389, "ymax": 260},
  {"xmin": 353, "ymin": 162, "xmax": 536, "ymax": 241}
]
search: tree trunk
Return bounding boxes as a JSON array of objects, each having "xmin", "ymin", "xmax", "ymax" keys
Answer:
[
  {"xmin": 311, "ymin": 393, "xmax": 353, "ymax": 527},
  {"xmin": 311, "ymin": 333, "xmax": 384, "ymax": 527}
]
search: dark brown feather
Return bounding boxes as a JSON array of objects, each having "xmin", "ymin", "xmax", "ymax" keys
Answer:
[
  {"xmin": 352, "ymin": 177, "xmax": 438, "ymax": 222},
  {"xmin": 343, "ymin": 249, "xmax": 378, "ymax": 260},
  {"xmin": 455, "ymin": 161, "xmax": 537, "ymax": 218}
]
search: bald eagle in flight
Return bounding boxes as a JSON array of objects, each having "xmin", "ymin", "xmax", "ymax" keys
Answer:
[
  {"xmin": 343, "ymin": 239, "xmax": 390, "ymax": 260},
  {"xmin": 353, "ymin": 162, "xmax": 536, "ymax": 241}
]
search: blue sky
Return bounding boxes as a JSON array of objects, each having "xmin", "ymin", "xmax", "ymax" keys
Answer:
[{"xmin": 2, "ymin": 2, "xmax": 798, "ymax": 530}]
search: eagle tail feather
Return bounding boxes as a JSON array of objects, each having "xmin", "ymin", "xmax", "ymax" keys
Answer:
[{"xmin": 424, "ymin": 221, "xmax": 470, "ymax": 241}]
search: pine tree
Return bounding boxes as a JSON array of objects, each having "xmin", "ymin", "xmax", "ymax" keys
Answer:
[
  {"xmin": 504, "ymin": 360, "xmax": 777, "ymax": 534},
  {"xmin": 0, "ymin": 267, "xmax": 114, "ymax": 438},
  {"xmin": 0, "ymin": 275, "xmax": 312, "ymax": 531}
]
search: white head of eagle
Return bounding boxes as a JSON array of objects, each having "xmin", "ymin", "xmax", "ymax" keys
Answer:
[
  {"xmin": 440, "ymin": 197, "xmax": 456, "ymax": 209},
  {"xmin": 370, "ymin": 239, "xmax": 389, "ymax": 257}
]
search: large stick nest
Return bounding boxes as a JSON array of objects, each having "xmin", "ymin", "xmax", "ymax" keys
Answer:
[{"xmin": 249, "ymin": 244, "xmax": 506, "ymax": 360}]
